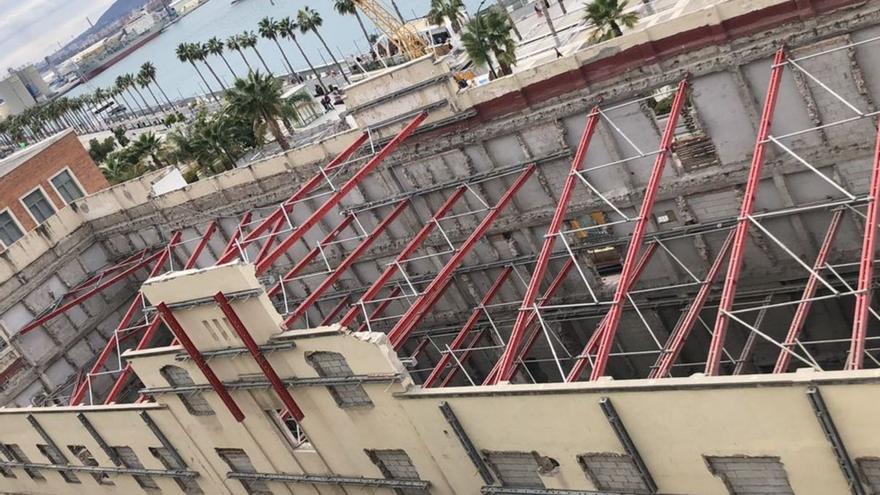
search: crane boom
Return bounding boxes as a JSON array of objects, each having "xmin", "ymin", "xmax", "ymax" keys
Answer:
[{"xmin": 353, "ymin": 0, "xmax": 427, "ymax": 59}]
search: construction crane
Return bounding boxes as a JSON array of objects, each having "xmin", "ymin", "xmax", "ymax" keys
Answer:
[{"xmin": 353, "ymin": 0, "xmax": 427, "ymax": 60}]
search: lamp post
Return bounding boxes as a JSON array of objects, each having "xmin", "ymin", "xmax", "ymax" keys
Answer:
[{"xmin": 475, "ymin": 0, "xmax": 498, "ymax": 79}]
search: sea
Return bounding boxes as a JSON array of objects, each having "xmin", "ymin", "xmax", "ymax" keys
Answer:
[{"xmin": 69, "ymin": 0, "xmax": 487, "ymax": 100}]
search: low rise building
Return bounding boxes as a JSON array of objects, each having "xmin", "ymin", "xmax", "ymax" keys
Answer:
[{"xmin": 0, "ymin": 66, "xmax": 50, "ymax": 119}]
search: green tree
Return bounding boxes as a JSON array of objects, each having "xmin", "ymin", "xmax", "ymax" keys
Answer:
[
  {"xmin": 115, "ymin": 74, "xmax": 146, "ymax": 117},
  {"xmin": 176, "ymin": 43, "xmax": 219, "ymax": 102},
  {"xmin": 239, "ymin": 31, "xmax": 273, "ymax": 74},
  {"xmin": 132, "ymin": 132, "xmax": 165, "ymax": 168},
  {"xmin": 137, "ymin": 71, "xmax": 165, "ymax": 114},
  {"xmin": 139, "ymin": 62, "xmax": 174, "ymax": 109},
  {"xmin": 297, "ymin": 7, "xmax": 350, "ymax": 84},
  {"xmin": 461, "ymin": 7, "xmax": 518, "ymax": 77},
  {"xmin": 194, "ymin": 42, "xmax": 228, "ymax": 92},
  {"xmin": 122, "ymin": 73, "xmax": 155, "ymax": 116},
  {"xmin": 225, "ymin": 71, "xmax": 293, "ymax": 150},
  {"xmin": 206, "ymin": 36, "xmax": 238, "ymax": 79},
  {"xmin": 278, "ymin": 17, "xmax": 326, "ymax": 91},
  {"xmin": 258, "ymin": 17, "xmax": 295, "ymax": 75},
  {"xmin": 226, "ymin": 35, "xmax": 254, "ymax": 73},
  {"xmin": 584, "ymin": 0, "xmax": 638, "ymax": 41},
  {"xmin": 427, "ymin": 0, "xmax": 466, "ymax": 33},
  {"xmin": 333, "ymin": 0, "xmax": 373, "ymax": 48},
  {"xmin": 99, "ymin": 154, "xmax": 131, "ymax": 184},
  {"xmin": 112, "ymin": 127, "xmax": 130, "ymax": 146},
  {"xmin": 88, "ymin": 136, "xmax": 117, "ymax": 163}
]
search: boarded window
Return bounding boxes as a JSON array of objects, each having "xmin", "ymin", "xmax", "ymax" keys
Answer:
[
  {"xmin": 366, "ymin": 449, "xmax": 429, "ymax": 495},
  {"xmin": 484, "ymin": 451, "xmax": 545, "ymax": 489},
  {"xmin": 0, "ymin": 444, "xmax": 15, "ymax": 479},
  {"xmin": 68, "ymin": 445, "xmax": 112, "ymax": 485},
  {"xmin": 22, "ymin": 189, "xmax": 55, "ymax": 224},
  {"xmin": 0, "ymin": 211, "xmax": 23, "ymax": 247},
  {"xmin": 160, "ymin": 365, "xmax": 215, "ymax": 416},
  {"xmin": 306, "ymin": 351, "xmax": 372, "ymax": 408},
  {"xmin": 216, "ymin": 448, "xmax": 271, "ymax": 495},
  {"xmin": 36, "ymin": 444, "xmax": 80, "ymax": 484},
  {"xmin": 706, "ymin": 456, "xmax": 794, "ymax": 495},
  {"xmin": 2, "ymin": 444, "xmax": 43, "ymax": 480},
  {"xmin": 578, "ymin": 453, "xmax": 648, "ymax": 494},
  {"xmin": 51, "ymin": 170, "xmax": 84, "ymax": 204},
  {"xmin": 112, "ymin": 446, "xmax": 159, "ymax": 490},
  {"xmin": 857, "ymin": 457, "xmax": 880, "ymax": 494},
  {"xmin": 150, "ymin": 447, "xmax": 203, "ymax": 494}
]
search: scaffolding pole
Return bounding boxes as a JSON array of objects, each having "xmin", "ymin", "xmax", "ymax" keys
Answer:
[
  {"xmin": 387, "ymin": 165, "xmax": 536, "ymax": 350},
  {"xmin": 706, "ymin": 49, "xmax": 786, "ymax": 376},
  {"xmin": 255, "ymin": 113, "xmax": 427, "ymax": 275}
]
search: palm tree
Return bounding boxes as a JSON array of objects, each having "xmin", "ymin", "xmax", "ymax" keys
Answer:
[
  {"xmin": 333, "ymin": 0, "xmax": 372, "ymax": 49},
  {"xmin": 239, "ymin": 31, "xmax": 273, "ymax": 75},
  {"xmin": 205, "ymin": 37, "xmax": 238, "ymax": 79},
  {"xmin": 137, "ymin": 71, "xmax": 165, "ymax": 115},
  {"xmin": 115, "ymin": 75, "xmax": 146, "ymax": 117},
  {"xmin": 537, "ymin": 0, "xmax": 560, "ymax": 48},
  {"xmin": 225, "ymin": 71, "xmax": 292, "ymax": 150},
  {"xmin": 132, "ymin": 132, "xmax": 165, "ymax": 168},
  {"xmin": 278, "ymin": 17, "xmax": 327, "ymax": 91},
  {"xmin": 123, "ymin": 73, "xmax": 156, "ymax": 116},
  {"xmin": 461, "ymin": 7, "xmax": 518, "ymax": 77},
  {"xmin": 139, "ymin": 62, "xmax": 174, "ymax": 109},
  {"xmin": 100, "ymin": 155, "xmax": 130, "ymax": 184},
  {"xmin": 194, "ymin": 43, "xmax": 228, "ymax": 92},
  {"xmin": 297, "ymin": 7, "xmax": 350, "ymax": 84},
  {"xmin": 176, "ymin": 42, "xmax": 219, "ymax": 102},
  {"xmin": 428, "ymin": 0, "xmax": 466, "ymax": 33},
  {"xmin": 557, "ymin": 0, "xmax": 568, "ymax": 14},
  {"xmin": 584, "ymin": 0, "xmax": 639, "ymax": 40},
  {"xmin": 258, "ymin": 17, "xmax": 296, "ymax": 76},
  {"xmin": 226, "ymin": 35, "xmax": 254, "ymax": 73}
]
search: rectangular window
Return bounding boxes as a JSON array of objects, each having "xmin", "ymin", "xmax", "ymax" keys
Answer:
[
  {"xmin": 578, "ymin": 453, "xmax": 649, "ymax": 494},
  {"xmin": 705, "ymin": 456, "xmax": 794, "ymax": 495},
  {"xmin": 366, "ymin": 449, "xmax": 429, "ymax": 495},
  {"xmin": 50, "ymin": 170, "xmax": 85, "ymax": 204},
  {"xmin": 150, "ymin": 447, "xmax": 203, "ymax": 494},
  {"xmin": 857, "ymin": 457, "xmax": 880, "ymax": 493},
  {"xmin": 112, "ymin": 446, "xmax": 158, "ymax": 490},
  {"xmin": 160, "ymin": 365, "xmax": 215, "ymax": 416},
  {"xmin": 306, "ymin": 351, "xmax": 373, "ymax": 408},
  {"xmin": 68, "ymin": 445, "xmax": 112, "ymax": 485},
  {"xmin": 484, "ymin": 451, "xmax": 545, "ymax": 489},
  {"xmin": 0, "ymin": 211, "xmax": 23, "ymax": 247},
  {"xmin": 36, "ymin": 444, "xmax": 79, "ymax": 484},
  {"xmin": 2, "ymin": 444, "xmax": 43, "ymax": 481},
  {"xmin": 21, "ymin": 188, "xmax": 55, "ymax": 225},
  {"xmin": 216, "ymin": 448, "xmax": 271, "ymax": 495}
]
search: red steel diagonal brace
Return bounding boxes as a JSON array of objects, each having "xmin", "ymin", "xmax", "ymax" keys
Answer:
[
  {"xmin": 215, "ymin": 292, "xmax": 305, "ymax": 421},
  {"xmin": 221, "ymin": 212, "xmax": 253, "ymax": 261},
  {"xmin": 157, "ymin": 302, "xmax": 246, "ymax": 422},
  {"xmin": 706, "ymin": 49, "xmax": 786, "ymax": 376},
  {"xmin": 321, "ymin": 295, "xmax": 353, "ymax": 326},
  {"xmin": 283, "ymin": 200, "xmax": 410, "ymax": 327},
  {"xmin": 491, "ymin": 107, "xmax": 600, "ymax": 384},
  {"xmin": 356, "ymin": 286, "xmax": 402, "ymax": 332},
  {"xmin": 339, "ymin": 186, "xmax": 468, "ymax": 328},
  {"xmin": 590, "ymin": 79, "xmax": 690, "ymax": 381},
  {"xmin": 774, "ymin": 210, "xmax": 844, "ymax": 373},
  {"xmin": 255, "ymin": 113, "xmax": 428, "ymax": 275},
  {"xmin": 387, "ymin": 165, "xmax": 537, "ymax": 350},
  {"xmin": 423, "ymin": 266, "xmax": 513, "ymax": 387},
  {"xmin": 848, "ymin": 118, "xmax": 880, "ymax": 370},
  {"xmin": 216, "ymin": 133, "xmax": 369, "ymax": 264},
  {"xmin": 650, "ymin": 230, "xmax": 735, "ymax": 378}
]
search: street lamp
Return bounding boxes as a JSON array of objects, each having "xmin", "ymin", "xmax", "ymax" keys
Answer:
[{"xmin": 474, "ymin": 0, "xmax": 498, "ymax": 80}]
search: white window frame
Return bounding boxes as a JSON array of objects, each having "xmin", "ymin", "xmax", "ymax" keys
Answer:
[
  {"xmin": 48, "ymin": 167, "xmax": 86, "ymax": 205},
  {"xmin": 19, "ymin": 185, "xmax": 57, "ymax": 226},
  {"xmin": 0, "ymin": 207, "xmax": 26, "ymax": 249}
]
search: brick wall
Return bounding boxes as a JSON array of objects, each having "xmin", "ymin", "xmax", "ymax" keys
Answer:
[{"xmin": 0, "ymin": 131, "xmax": 109, "ymax": 232}]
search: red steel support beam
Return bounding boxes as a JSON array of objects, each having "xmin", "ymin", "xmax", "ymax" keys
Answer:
[
  {"xmin": 220, "ymin": 212, "xmax": 253, "ymax": 262},
  {"xmin": 267, "ymin": 215, "xmax": 356, "ymax": 298},
  {"xmin": 423, "ymin": 266, "xmax": 513, "ymax": 387},
  {"xmin": 439, "ymin": 328, "xmax": 486, "ymax": 387},
  {"xmin": 157, "ymin": 302, "xmax": 245, "ymax": 422},
  {"xmin": 485, "ymin": 258, "xmax": 575, "ymax": 384},
  {"xmin": 67, "ymin": 250, "xmax": 149, "ymax": 295},
  {"xmin": 565, "ymin": 243, "xmax": 659, "ymax": 382},
  {"xmin": 339, "ymin": 186, "xmax": 468, "ymax": 328},
  {"xmin": 848, "ymin": 118, "xmax": 880, "ymax": 370},
  {"xmin": 215, "ymin": 292, "xmax": 305, "ymax": 421},
  {"xmin": 255, "ymin": 113, "xmax": 428, "ymax": 275},
  {"xmin": 706, "ymin": 49, "xmax": 786, "ymax": 376},
  {"xmin": 69, "ymin": 232, "xmax": 183, "ymax": 405},
  {"xmin": 650, "ymin": 230, "xmax": 735, "ymax": 378},
  {"xmin": 409, "ymin": 337, "xmax": 430, "ymax": 361},
  {"xmin": 185, "ymin": 221, "xmax": 217, "ymax": 270},
  {"xmin": 321, "ymin": 295, "xmax": 352, "ymax": 326},
  {"xmin": 254, "ymin": 216, "xmax": 285, "ymax": 266},
  {"xmin": 387, "ymin": 165, "xmax": 536, "ymax": 350},
  {"xmin": 356, "ymin": 286, "xmax": 402, "ymax": 332},
  {"xmin": 283, "ymin": 201, "xmax": 410, "ymax": 327},
  {"xmin": 216, "ymin": 134, "xmax": 369, "ymax": 264},
  {"xmin": 491, "ymin": 108, "xmax": 600, "ymax": 384},
  {"xmin": 774, "ymin": 210, "xmax": 845, "ymax": 373},
  {"xmin": 590, "ymin": 79, "xmax": 689, "ymax": 381}
]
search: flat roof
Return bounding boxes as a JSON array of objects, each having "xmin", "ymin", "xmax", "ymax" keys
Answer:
[{"xmin": 0, "ymin": 129, "xmax": 73, "ymax": 179}]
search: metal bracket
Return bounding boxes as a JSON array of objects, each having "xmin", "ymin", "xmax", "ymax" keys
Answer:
[
  {"xmin": 139, "ymin": 411, "xmax": 188, "ymax": 471},
  {"xmin": 598, "ymin": 397, "xmax": 657, "ymax": 494},
  {"xmin": 806, "ymin": 387, "xmax": 865, "ymax": 495},
  {"xmin": 438, "ymin": 401, "xmax": 495, "ymax": 484},
  {"xmin": 27, "ymin": 415, "xmax": 70, "ymax": 464},
  {"xmin": 481, "ymin": 487, "xmax": 639, "ymax": 494},
  {"xmin": 77, "ymin": 413, "xmax": 123, "ymax": 467},
  {"xmin": 228, "ymin": 470, "xmax": 430, "ymax": 488}
]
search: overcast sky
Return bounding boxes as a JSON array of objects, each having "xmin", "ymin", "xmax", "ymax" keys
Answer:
[{"xmin": 0, "ymin": 0, "xmax": 116, "ymax": 71}]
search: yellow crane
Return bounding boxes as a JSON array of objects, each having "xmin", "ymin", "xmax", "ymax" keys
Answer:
[{"xmin": 353, "ymin": 0, "xmax": 427, "ymax": 60}]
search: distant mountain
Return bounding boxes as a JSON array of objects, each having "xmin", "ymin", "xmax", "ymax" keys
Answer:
[{"xmin": 93, "ymin": 0, "xmax": 151, "ymax": 31}]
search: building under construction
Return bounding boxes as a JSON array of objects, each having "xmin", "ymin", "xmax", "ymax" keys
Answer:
[{"xmin": 2, "ymin": 0, "xmax": 880, "ymax": 493}]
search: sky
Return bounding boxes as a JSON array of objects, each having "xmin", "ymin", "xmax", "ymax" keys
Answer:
[{"xmin": 0, "ymin": 0, "xmax": 116, "ymax": 71}]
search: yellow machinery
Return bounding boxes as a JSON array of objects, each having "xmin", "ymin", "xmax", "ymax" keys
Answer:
[{"xmin": 353, "ymin": 0, "xmax": 427, "ymax": 59}]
